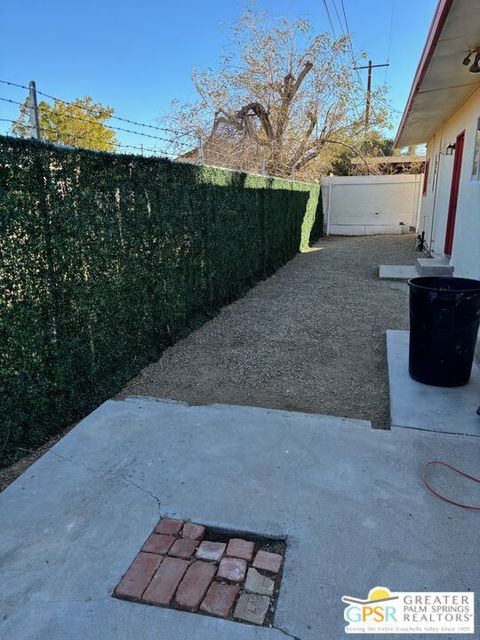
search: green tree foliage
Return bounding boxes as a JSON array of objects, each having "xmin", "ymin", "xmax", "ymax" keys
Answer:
[
  {"xmin": 331, "ymin": 132, "xmax": 396, "ymax": 175},
  {"xmin": 330, "ymin": 132, "xmax": 424, "ymax": 176},
  {"xmin": 12, "ymin": 96, "xmax": 117, "ymax": 152}
]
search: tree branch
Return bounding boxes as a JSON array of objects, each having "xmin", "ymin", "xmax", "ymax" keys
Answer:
[{"xmin": 236, "ymin": 102, "xmax": 274, "ymax": 140}]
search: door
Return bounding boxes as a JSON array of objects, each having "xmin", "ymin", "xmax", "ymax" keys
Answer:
[{"xmin": 444, "ymin": 131, "xmax": 465, "ymax": 255}]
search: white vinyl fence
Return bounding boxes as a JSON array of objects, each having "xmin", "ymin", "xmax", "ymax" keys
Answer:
[{"xmin": 321, "ymin": 174, "xmax": 423, "ymax": 235}]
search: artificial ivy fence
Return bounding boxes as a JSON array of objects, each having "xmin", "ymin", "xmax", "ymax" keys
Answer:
[{"xmin": 0, "ymin": 135, "xmax": 322, "ymax": 467}]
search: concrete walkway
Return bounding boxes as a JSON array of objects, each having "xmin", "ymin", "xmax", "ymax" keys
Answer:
[
  {"xmin": 1, "ymin": 397, "xmax": 478, "ymax": 640},
  {"xmin": 119, "ymin": 235, "xmax": 417, "ymax": 427},
  {"xmin": 388, "ymin": 330, "xmax": 480, "ymax": 437}
]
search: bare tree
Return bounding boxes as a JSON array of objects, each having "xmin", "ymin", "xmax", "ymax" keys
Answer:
[{"xmin": 168, "ymin": 7, "xmax": 390, "ymax": 179}]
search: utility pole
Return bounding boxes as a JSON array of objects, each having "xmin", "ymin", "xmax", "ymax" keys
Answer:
[
  {"xmin": 354, "ymin": 60, "xmax": 389, "ymax": 133},
  {"xmin": 28, "ymin": 80, "xmax": 41, "ymax": 140}
]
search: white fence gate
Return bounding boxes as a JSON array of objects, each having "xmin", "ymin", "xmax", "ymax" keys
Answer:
[{"xmin": 321, "ymin": 174, "xmax": 423, "ymax": 235}]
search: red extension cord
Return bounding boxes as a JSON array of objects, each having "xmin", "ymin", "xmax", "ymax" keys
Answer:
[{"xmin": 422, "ymin": 460, "xmax": 480, "ymax": 510}]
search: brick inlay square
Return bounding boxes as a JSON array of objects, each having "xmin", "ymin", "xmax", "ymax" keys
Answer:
[{"xmin": 113, "ymin": 517, "xmax": 286, "ymax": 627}]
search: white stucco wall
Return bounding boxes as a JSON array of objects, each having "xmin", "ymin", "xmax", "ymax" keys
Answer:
[
  {"xmin": 321, "ymin": 174, "xmax": 423, "ymax": 236},
  {"xmin": 419, "ymin": 86, "xmax": 480, "ymax": 279}
]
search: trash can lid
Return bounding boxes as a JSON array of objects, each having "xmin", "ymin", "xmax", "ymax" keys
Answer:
[{"xmin": 408, "ymin": 276, "xmax": 480, "ymax": 293}]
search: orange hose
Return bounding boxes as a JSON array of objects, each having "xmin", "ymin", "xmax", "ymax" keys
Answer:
[{"xmin": 422, "ymin": 460, "xmax": 480, "ymax": 510}]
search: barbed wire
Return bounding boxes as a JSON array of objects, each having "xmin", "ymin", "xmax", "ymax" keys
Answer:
[
  {"xmin": 0, "ymin": 86, "xmax": 313, "ymax": 174},
  {"xmin": 0, "ymin": 95, "xmax": 194, "ymax": 154},
  {"xmin": 0, "ymin": 116, "xmax": 178, "ymax": 158},
  {"xmin": 0, "ymin": 75, "xmax": 399, "ymax": 176},
  {"xmin": 0, "ymin": 79, "xmax": 191, "ymax": 137}
]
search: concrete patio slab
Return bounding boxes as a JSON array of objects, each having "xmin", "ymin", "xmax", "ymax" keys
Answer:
[
  {"xmin": 378, "ymin": 264, "xmax": 417, "ymax": 281},
  {"xmin": 387, "ymin": 329, "xmax": 480, "ymax": 437},
  {"xmin": 1, "ymin": 397, "xmax": 479, "ymax": 640}
]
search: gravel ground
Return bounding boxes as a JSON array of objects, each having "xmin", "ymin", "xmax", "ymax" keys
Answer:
[{"xmin": 118, "ymin": 234, "xmax": 417, "ymax": 427}]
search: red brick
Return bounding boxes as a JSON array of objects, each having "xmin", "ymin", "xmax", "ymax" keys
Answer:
[
  {"xmin": 141, "ymin": 533, "xmax": 175, "ymax": 555},
  {"xmin": 114, "ymin": 552, "xmax": 163, "ymax": 601},
  {"xmin": 142, "ymin": 557, "xmax": 189, "ymax": 606},
  {"xmin": 168, "ymin": 538, "xmax": 198, "ymax": 559},
  {"xmin": 195, "ymin": 541, "xmax": 226, "ymax": 562},
  {"xmin": 225, "ymin": 538, "xmax": 254, "ymax": 561},
  {"xmin": 174, "ymin": 561, "xmax": 216, "ymax": 611},
  {"xmin": 200, "ymin": 582, "xmax": 240, "ymax": 618},
  {"xmin": 154, "ymin": 518, "xmax": 184, "ymax": 535},
  {"xmin": 217, "ymin": 557, "xmax": 247, "ymax": 583},
  {"xmin": 181, "ymin": 522, "xmax": 205, "ymax": 541},
  {"xmin": 252, "ymin": 550, "xmax": 283, "ymax": 574}
]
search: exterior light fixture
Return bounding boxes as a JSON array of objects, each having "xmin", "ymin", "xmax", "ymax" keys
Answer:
[
  {"xmin": 463, "ymin": 49, "xmax": 480, "ymax": 72},
  {"xmin": 446, "ymin": 143, "xmax": 456, "ymax": 155},
  {"xmin": 469, "ymin": 52, "xmax": 480, "ymax": 73}
]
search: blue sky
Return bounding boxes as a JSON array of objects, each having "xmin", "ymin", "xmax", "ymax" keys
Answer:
[{"xmin": 0, "ymin": 0, "xmax": 437, "ymax": 152}]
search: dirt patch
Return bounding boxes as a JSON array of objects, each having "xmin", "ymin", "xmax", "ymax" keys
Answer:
[{"xmin": 118, "ymin": 234, "xmax": 416, "ymax": 427}]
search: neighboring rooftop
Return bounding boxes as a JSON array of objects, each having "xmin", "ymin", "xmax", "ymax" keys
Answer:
[{"xmin": 395, "ymin": 0, "xmax": 480, "ymax": 148}]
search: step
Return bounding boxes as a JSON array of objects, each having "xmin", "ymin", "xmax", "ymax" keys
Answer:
[
  {"xmin": 378, "ymin": 265, "xmax": 417, "ymax": 281},
  {"xmin": 416, "ymin": 257, "xmax": 454, "ymax": 276}
]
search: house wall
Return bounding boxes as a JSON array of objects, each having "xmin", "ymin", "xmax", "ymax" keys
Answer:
[
  {"xmin": 419, "ymin": 86, "xmax": 480, "ymax": 279},
  {"xmin": 321, "ymin": 174, "xmax": 423, "ymax": 236}
]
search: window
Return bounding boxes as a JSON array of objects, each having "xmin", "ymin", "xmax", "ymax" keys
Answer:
[
  {"xmin": 472, "ymin": 117, "xmax": 480, "ymax": 181},
  {"xmin": 423, "ymin": 159, "xmax": 430, "ymax": 195}
]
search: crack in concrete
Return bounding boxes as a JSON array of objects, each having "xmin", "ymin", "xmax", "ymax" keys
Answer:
[
  {"xmin": 41, "ymin": 450, "xmax": 302, "ymax": 638},
  {"xmin": 274, "ymin": 626, "xmax": 303, "ymax": 640},
  {"xmin": 45, "ymin": 448, "xmax": 162, "ymax": 516}
]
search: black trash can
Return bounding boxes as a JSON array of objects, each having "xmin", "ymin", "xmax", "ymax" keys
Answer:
[{"xmin": 408, "ymin": 276, "xmax": 480, "ymax": 387}]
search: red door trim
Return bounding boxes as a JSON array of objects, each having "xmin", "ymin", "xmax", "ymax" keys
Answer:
[{"xmin": 444, "ymin": 130, "xmax": 465, "ymax": 255}]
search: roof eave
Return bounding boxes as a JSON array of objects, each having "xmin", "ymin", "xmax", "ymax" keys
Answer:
[{"xmin": 394, "ymin": 0, "xmax": 454, "ymax": 149}]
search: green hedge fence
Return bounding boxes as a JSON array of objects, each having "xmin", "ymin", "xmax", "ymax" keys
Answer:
[{"xmin": 0, "ymin": 135, "xmax": 322, "ymax": 467}]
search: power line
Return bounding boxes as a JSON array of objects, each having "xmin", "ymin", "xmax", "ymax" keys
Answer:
[
  {"xmin": 339, "ymin": 1, "xmax": 388, "ymax": 130},
  {"xmin": 322, "ymin": 0, "xmax": 337, "ymax": 38},
  {"xmin": 328, "ymin": 0, "xmax": 362, "ymax": 120},
  {"xmin": 384, "ymin": 0, "xmax": 395, "ymax": 82},
  {"xmin": 331, "ymin": 0, "xmax": 346, "ymax": 40},
  {"xmin": 339, "ymin": 0, "xmax": 361, "ymax": 81}
]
